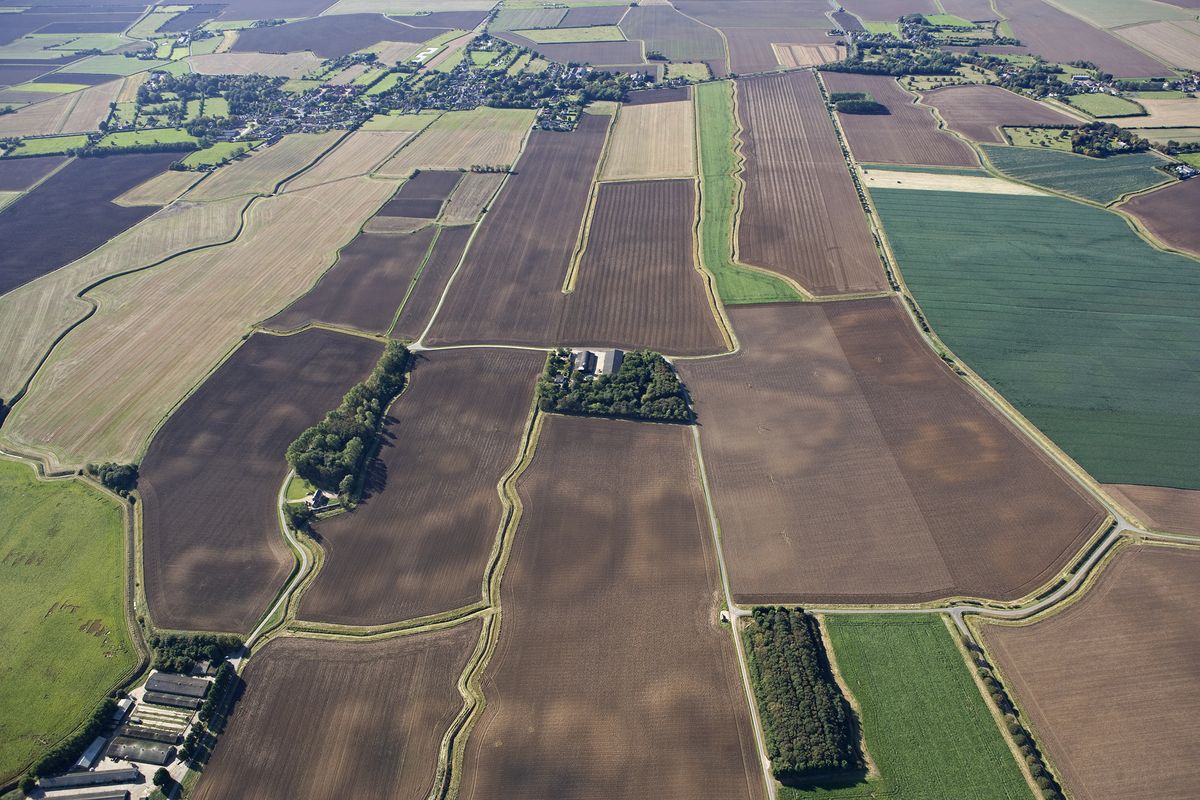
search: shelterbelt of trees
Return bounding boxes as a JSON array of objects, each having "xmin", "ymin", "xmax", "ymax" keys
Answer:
[{"xmin": 536, "ymin": 349, "xmax": 691, "ymax": 422}]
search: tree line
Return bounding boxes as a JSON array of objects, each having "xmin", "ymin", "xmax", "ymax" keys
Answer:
[
  {"xmin": 149, "ymin": 632, "xmax": 242, "ymax": 674},
  {"xmin": 286, "ymin": 341, "xmax": 409, "ymax": 500},
  {"xmin": 743, "ymin": 607, "xmax": 862, "ymax": 781},
  {"xmin": 536, "ymin": 349, "xmax": 691, "ymax": 422}
]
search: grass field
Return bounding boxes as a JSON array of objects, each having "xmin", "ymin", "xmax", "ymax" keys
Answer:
[
  {"xmin": 1065, "ymin": 93, "xmax": 1144, "ymax": 118},
  {"xmin": 95, "ymin": 127, "xmax": 198, "ymax": 149},
  {"xmin": 0, "ymin": 459, "xmax": 135, "ymax": 784},
  {"xmin": 1002, "ymin": 126, "xmax": 1073, "ymax": 151},
  {"xmin": 514, "ymin": 24, "xmax": 625, "ymax": 42},
  {"xmin": 666, "ymin": 62, "xmax": 710, "ymax": 80},
  {"xmin": 4, "ymin": 134, "xmax": 88, "ymax": 156},
  {"xmin": 981, "ymin": 144, "xmax": 1170, "ymax": 204},
  {"xmin": 874, "ymin": 187, "xmax": 1200, "ymax": 488},
  {"xmin": 694, "ymin": 81, "xmax": 801, "ymax": 304},
  {"xmin": 789, "ymin": 615, "xmax": 1030, "ymax": 800},
  {"xmin": 863, "ymin": 21, "xmax": 900, "ymax": 35},
  {"xmin": 181, "ymin": 140, "xmax": 258, "ymax": 168}
]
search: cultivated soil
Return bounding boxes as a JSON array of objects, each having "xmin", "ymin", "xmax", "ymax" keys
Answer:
[
  {"xmin": 920, "ymin": 84, "xmax": 1079, "ymax": 144},
  {"xmin": 1119, "ymin": 177, "xmax": 1200, "ymax": 258}
]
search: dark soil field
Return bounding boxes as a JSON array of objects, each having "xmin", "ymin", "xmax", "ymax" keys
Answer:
[
  {"xmin": 299, "ymin": 348, "xmax": 542, "ymax": 626},
  {"xmin": 391, "ymin": 10, "xmax": 490, "ymax": 29},
  {"xmin": 193, "ymin": 623, "xmax": 479, "ymax": 800},
  {"xmin": 679, "ymin": 298, "xmax": 1105, "ymax": 605},
  {"xmin": 559, "ymin": 4, "xmax": 628, "ymax": 26},
  {"xmin": 939, "ymin": 0, "xmax": 1002, "ymax": 19},
  {"xmin": 623, "ymin": 85, "xmax": 690, "ymax": 105},
  {"xmin": 140, "ymin": 330, "xmax": 382, "ymax": 634},
  {"xmin": 1104, "ymin": 484, "xmax": 1200, "ymax": 534},
  {"xmin": 0, "ymin": 151, "xmax": 180, "ymax": 295},
  {"xmin": 982, "ymin": 545, "xmax": 1200, "ymax": 800},
  {"xmin": 427, "ymin": 148, "xmax": 725, "ymax": 354},
  {"xmin": 215, "ymin": 0, "xmax": 336, "ymax": 20},
  {"xmin": 458, "ymin": 416, "xmax": 765, "ymax": 800},
  {"xmin": 619, "ymin": 6, "xmax": 726, "ymax": 69},
  {"xmin": 736, "ymin": 71, "xmax": 887, "ymax": 295},
  {"xmin": 995, "ymin": 0, "xmax": 1166, "ymax": 77},
  {"xmin": 264, "ymin": 226, "xmax": 437, "ymax": 335},
  {"xmin": 157, "ymin": 4, "xmax": 224, "ymax": 32},
  {"xmin": 378, "ymin": 169, "xmax": 460, "ymax": 218},
  {"xmin": 496, "ymin": 31, "xmax": 645, "ymax": 66},
  {"xmin": 233, "ymin": 14, "xmax": 444, "ymax": 59},
  {"xmin": 0, "ymin": 64, "xmax": 52, "ymax": 87},
  {"xmin": 0, "ymin": 10, "xmax": 140, "ymax": 44},
  {"xmin": 391, "ymin": 224, "xmax": 473, "ymax": 341},
  {"xmin": 1120, "ymin": 177, "xmax": 1200, "ymax": 258},
  {"xmin": 32, "ymin": 71, "xmax": 121, "ymax": 85},
  {"xmin": 839, "ymin": 0, "xmax": 938, "ymax": 15},
  {"xmin": 822, "ymin": 72, "xmax": 979, "ymax": 167},
  {"xmin": 722, "ymin": 27, "xmax": 830, "ymax": 73},
  {"xmin": 671, "ymin": 0, "xmax": 830, "ymax": 73},
  {"xmin": 0, "ymin": 154, "xmax": 64, "ymax": 190},
  {"xmin": 921, "ymin": 84, "xmax": 1078, "ymax": 144}
]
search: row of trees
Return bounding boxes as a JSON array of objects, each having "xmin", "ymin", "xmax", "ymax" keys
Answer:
[
  {"xmin": 149, "ymin": 632, "xmax": 242, "ymax": 673},
  {"xmin": 743, "ymin": 607, "xmax": 862, "ymax": 781},
  {"xmin": 536, "ymin": 349, "xmax": 691, "ymax": 422},
  {"xmin": 822, "ymin": 46, "xmax": 960, "ymax": 76},
  {"xmin": 286, "ymin": 341, "xmax": 410, "ymax": 499}
]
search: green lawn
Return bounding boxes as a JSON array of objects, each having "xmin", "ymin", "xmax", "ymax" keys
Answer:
[
  {"xmin": 666, "ymin": 62, "xmax": 711, "ymax": 81},
  {"xmin": 694, "ymin": 81, "xmax": 801, "ymax": 304},
  {"xmin": 181, "ymin": 140, "xmax": 259, "ymax": 168},
  {"xmin": 285, "ymin": 475, "xmax": 315, "ymax": 502},
  {"xmin": 4, "ymin": 134, "xmax": 88, "ymax": 156},
  {"xmin": 203, "ymin": 96, "xmax": 230, "ymax": 117},
  {"xmin": 981, "ymin": 144, "xmax": 1170, "ymax": 204},
  {"xmin": 0, "ymin": 459, "xmax": 136, "ymax": 784},
  {"xmin": 1177, "ymin": 152, "xmax": 1200, "ymax": 167},
  {"xmin": 863, "ymin": 21, "xmax": 900, "ymax": 35},
  {"xmin": 1003, "ymin": 126, "xmax": 1074, "ymax": 151},
  {"xmin": 515, "ymin": 25, "xmax": 626, "ymax": 43},
  {"xmin": 95, "ymin": 127, "xmax": 198, "ymax": 149},
  {"xmin": 791, "ymin": 615, "xmax": 1032, "ymax": 800},
  {"xmin": 873, "ymin": 187, "xmax": 1200, "ymax": 488},
  {"xmin": 1065, "ymin": 93, "xmax": 1145, "ymax": 118}
]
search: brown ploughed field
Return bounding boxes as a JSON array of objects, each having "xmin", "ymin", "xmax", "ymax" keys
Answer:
[
  {"xmin": 495, "ymin": 31, "xmax": 645, "ymax": 66},
  {"xmin": 839, "ymin": 0, "xmax": 937, "ymax": 15},
  {"xmin": 995, "ymin": 0, "xmax": 1167, "ymax": 77},
  {"xmin": 680, "ymin": 298, "xmax": 1105, "ymax": 604},
  {"xmin": 426, "ymin": 119, "xmax": 724, "ymax": 355},
  {"xmin": 298, "ymin": 348, "xmax": 543, "ymax": 626},
  {"xmin": 378, "ymin": 169, "xmax": 461, "ymax": 218},
  {"xmin": 193, "ymin": 623, "xmax": 479, "ymax": 800},
  {"xmin": 1104, "ymin": 484, "xmax": 1200, "ymax": 534},
  {"xmin": 390, "ymin": 224, "xmax": 473, "ymax": 341},
  {"xmin": 822, "ymin": 72, "xmax": 979, "ymax": 167},
  {"xmin": 458, "ymin": 416, "xmax": 764, "ymax": 800},
  {"xmin": 981, "ymin": 545, "xmax": 1200, "ymax": 800},
  {"xmin": 1119, "ymin": 177, "xmax": 1200, "ymax": 258},
  {"xmin": 722, "ymin": 27, "xmax": 830, "ymax": 73},
  {"xmin": 0, "ymin": 155, "xmax": 64, "ymax": 190},
  {"xmin": 921, "ymin": 84, "xmax": 1079, "ymax": 144},
  {"xmin": 232, "ymin": 13, "xmax": 444, "ymax": 59},
  {"xmin": 140, "ymin": 330, "xmax": 381, "ymax": 634},
  {"xmin": 264, "ymin": 226, "xmax": 437, "ymax": 335},
  {"xmin": 736, "ymin": 71, "xmax": 887, "ymax": 295}
]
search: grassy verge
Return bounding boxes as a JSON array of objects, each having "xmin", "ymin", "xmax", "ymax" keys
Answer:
[
  {"xmin": 694, "ymin": 80, "xmax": 801, "ymax": 304},
  {"xmin": 0, "ymin": 458, "xmax": 137, "ymax": 784}
]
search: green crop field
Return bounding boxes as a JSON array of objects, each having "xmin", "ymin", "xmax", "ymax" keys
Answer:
[
  {"xmin": 863, "ymin": 21, "xmax": 900, "ymax": 35},
  {"xmin": 515, "ymin": 25, "xmax": 626, "ymax": 43},
  {"xmin": 666, "ymin": 62, "xmax": 710, "ymax": 81},
  {"xmin": 982, "ymin": 144, "xmax": 1170, "ymax": 205},
  {"xmin": 874, "ymin": 187, "xmax": 1200, "ymax": 488},
  {"xmin": 694, "ymin": 81, "xmax": 801, "ymax": 304},
  {"xmin": 1065, "ymin": 93, "xmax": 1145, "ymax": 118},
  {"xmin": 788, "ymin": 615, "xmax": 1031, "ymax": 800},
  {"xmin": 0, "ymin": 459, "xmax": 135, "ymax": 784},
  {"xmin": 5, "ymin": 134, "xmax": 88, "ymax": 156},
  {"xmin": 95, "ymin": 127, "xmax": 199, "ymax": 149},
  {"xmin": 181, "ymin": 139, "xmax": 260, "ymax": 168}
]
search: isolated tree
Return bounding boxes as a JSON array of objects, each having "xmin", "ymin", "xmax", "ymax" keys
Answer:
[{"xmin": 153, "ymin": 767, "xmax": 171, "ymax": 788}]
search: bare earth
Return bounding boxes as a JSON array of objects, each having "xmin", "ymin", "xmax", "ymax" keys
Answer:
[{"xmin": 1104, "ymin": 484, "xmax": 1200, "ymax": 534}]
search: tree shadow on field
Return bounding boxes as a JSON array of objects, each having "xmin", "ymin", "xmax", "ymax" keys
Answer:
[{"xmin": 777, "ymin": 767, "xmax": 872, "ymax": 791}]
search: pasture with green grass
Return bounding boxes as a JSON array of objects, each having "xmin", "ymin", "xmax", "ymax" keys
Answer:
[
  {"xmin": 181, "ymin": 140, "xmax": 259, "ymax": 168},
  {"xmin": 515, "ymin": 25, "xmax": 626, "ymax": 43},
  {"xmin": 874, "ymin": 187, "xmax": 1200, "ymax": 488},
  {"xmin": 981, "ymin": 144, "xmax": 1170, "ymax": 204},
  {"xmin": 0, "ymin": 459, "xmax": 136, "ymax": 784},
  {"xmin": 695, "ymin": 81, "xmax": 801, "ymax": 304},
  {"xmin": 1065, "ymin": 93, "xmax": 1145, "ymax": 118},
  {"xmin": 95, "ymin": 127, "xmax": 199, "ymax": 150},
  {"xmin": 799, "ymin": 615, "xmax": 1032, "ymax": 800},
  {"xmin": 1003, "ymin": 126, "xmax": 1073, "ymax": 151},
  {"xmin": 4, "ymin": 134, "xmax": 88, "ymax": 156}
]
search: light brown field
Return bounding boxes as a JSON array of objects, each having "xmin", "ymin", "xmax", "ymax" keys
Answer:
[
  {"xmin": 1115, "ymin": 97, "xmax": 1200, "ymax": 126},
  {"xmin": 678, "ymin": 299, "xmax": 1105, "ymax": 604},
  {"xmin": 372, "ymin": 40, "xmax": 422, "ymax": 64},
  {"xmin": 361, "ymin": 215, "xmax": 431, "ymax": 234},
  {"xmin": 1114, "ymin": 21, "xmax": 1200, "ymax": 71},
  {"xmin": 188, "ymin": 51, "xmax": 323, "ymax": 77},
  {"xmin": 0, "ymin": 93, "xmax": 75, "ymax": 136},
  {"xmin": 325, "ymin": 62, "xmax": 371, "ymax": 86},
  {"xmin": 439, "ymin": 171, "xmax": 504, "ymax": 224},
  {"xmin": 423, "ymin": 32, "xmax": 476, "ymax": 70},
  {"xmin": 774, "ymin": 42, "xmax": 845, "ymax": 67},
  {"xmin": 861, "ymin": 169, "xmax": 1045, "ymax": 195},
  {"xmin": 981, "ymin": 545, "xmax": 1200, "ymax": 800},
  {"xmin": 281, "ymin": 130, "xmax": 412, "ymax": 192},
  {"xmin": 113, "ymin": 170, "xmax": 205, "ymax": 206},
  {"xmin": 116, "ymin": 72, "xmax": 148, "ymax": 104},
  {"xmin": 599, "ymin": 99, "xmax": 695, "ymax": 181},
  {"xmin": 375, "ymin": 106, "xmax": 536, "ymax": 177},
  {"xmin": 60, "ymin": 80, "xmax": 122, "ymax": 133},
  {"xmin": 0, "ymin": 197, "xmax": 248, "ymax": 401},
  {"xmin": 459, "ymin": 416, "xmax": 765, "ymax": 800},
  {"xmin": 1104, "ymin": 484, "xmax": 1200, "ymax": 534},
  {"xmin": 186, "ymin": 132, "xmax": 341, "ymax": 201},
  {"xmin": 2, "ymin": 178, "xmax": 396, "ymax": 468},
  {"xmin": 193, "ymin": 625, "xmax": 480, "ymax": 800}
]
